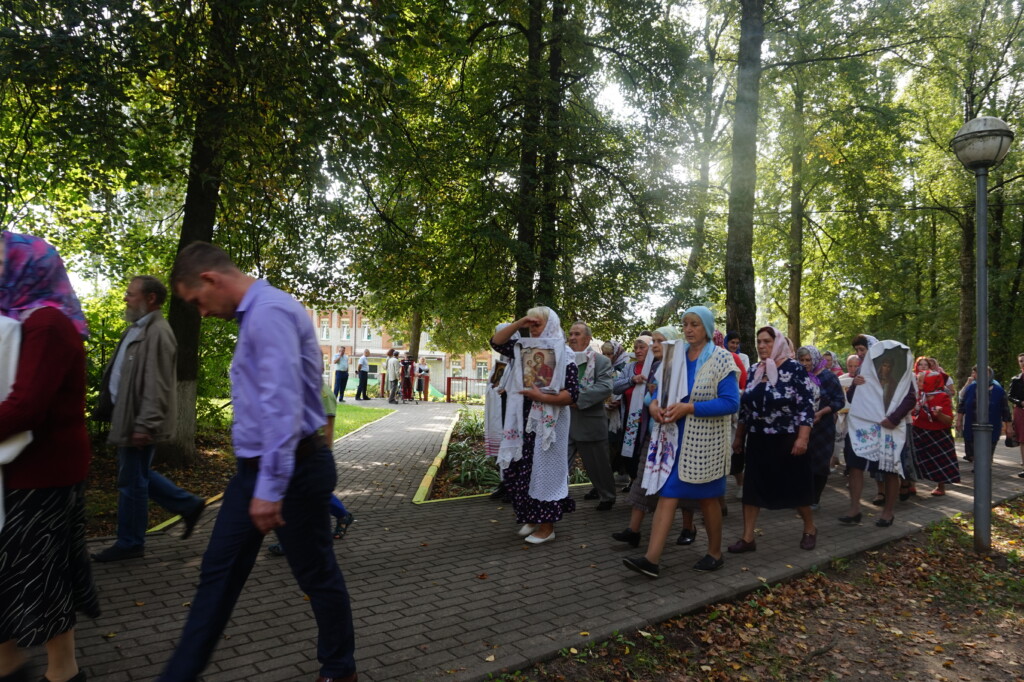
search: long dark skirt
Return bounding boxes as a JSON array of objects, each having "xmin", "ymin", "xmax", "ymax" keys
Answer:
[
  {"xmin": 505, "ymin": 431, "xmax": 575, "ymax": 525},
  {"xmin": 913, "ymin": 427, "xmax": 960, "ymax": 484},
  {"xmin": 0, "ymin": 483, "xmax": 100, "ymax": 646},
  {"xmin": 742, "ymin": 431, "xmax": 815, "ymax": 509}
]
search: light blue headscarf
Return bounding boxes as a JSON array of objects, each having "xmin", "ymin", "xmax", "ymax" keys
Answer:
[
  {"xmin": 682, "ymin": 305, "xmax": 716, "ymax": 371},
  {"xmin": 655, "ymin": 325, "xmax": 680, "ymax": 341}
]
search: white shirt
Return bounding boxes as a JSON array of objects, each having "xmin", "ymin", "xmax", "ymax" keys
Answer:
[{"xmin": 334, "ymin": 353, "xmax": 349, "ymax": 371}]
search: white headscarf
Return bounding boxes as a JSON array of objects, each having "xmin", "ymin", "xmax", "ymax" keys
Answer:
[{"xmin": 847, "ymin": 340, "xmax": 915, "ymax": 476}]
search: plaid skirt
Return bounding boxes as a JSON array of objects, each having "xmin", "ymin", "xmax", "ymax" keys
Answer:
[{"xmin": 912, "ymin": 426, "xmax": 960, "ymax": 484}]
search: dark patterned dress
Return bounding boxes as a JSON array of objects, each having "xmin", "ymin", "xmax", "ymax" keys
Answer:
[
  {"xmin": 492, "ymin": 339, "xmax": 579, "ymax": 524},
  {"xmin": 739, "ymin": 359, "xmax": 817, "ymax": 509}
]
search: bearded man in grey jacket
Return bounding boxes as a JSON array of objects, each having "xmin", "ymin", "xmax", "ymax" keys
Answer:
[{"xmin": 92, "ymin": 276, "xmax": 205, "ymax": 562}]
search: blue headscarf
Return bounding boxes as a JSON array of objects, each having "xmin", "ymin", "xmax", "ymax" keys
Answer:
[{"xmin": 682, "ymin": 305, "xmax": 716, "ymax": 371}]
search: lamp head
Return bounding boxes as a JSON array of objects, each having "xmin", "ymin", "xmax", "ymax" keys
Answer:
[{"xmin": 951, "ymin": 116, "xmax": 1014, "ymax": 170}]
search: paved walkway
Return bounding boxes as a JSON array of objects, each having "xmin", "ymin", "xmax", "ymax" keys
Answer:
[{"xmin": 67, "ymin": 401, "xmax": 1024, "ymax": 681}]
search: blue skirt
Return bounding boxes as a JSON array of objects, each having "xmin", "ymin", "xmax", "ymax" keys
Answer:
[{"xmin": 658, "ymin": 421, "xmax": 727, "ymax": 499}]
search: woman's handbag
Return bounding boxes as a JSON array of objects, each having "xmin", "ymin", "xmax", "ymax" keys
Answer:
[{"xmin": 1007, "ymin": 434, "xmax": 1019, "ymax": 448}]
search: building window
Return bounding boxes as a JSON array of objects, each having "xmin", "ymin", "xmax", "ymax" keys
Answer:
[
  {"xmin": 451, "ymin": 358, "xmax": 462, "ymax": 377},
  {"xmin": 341, "ymin": 323, "xmax": 351, "ymax": 340},
  {"xmin": 320, "ymin": 321, "xmax": 330, "ymax": 341},
  {"xmin": 362, "ymin": 324, "xmax": 371, "ymax": 341},
  {"xmin": 476, "ymin": 361, "xmax": 488, "ymax": 380}
]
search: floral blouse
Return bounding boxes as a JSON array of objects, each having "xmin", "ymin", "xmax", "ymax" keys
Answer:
[{"xmin": 739, "ymin": 358, "xmax": 816, "ymax": 434}]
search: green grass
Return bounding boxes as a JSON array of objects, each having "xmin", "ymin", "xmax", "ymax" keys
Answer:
[{"xmin": 333, "ymin": 402, "xmax": 393, "ymax": 439}]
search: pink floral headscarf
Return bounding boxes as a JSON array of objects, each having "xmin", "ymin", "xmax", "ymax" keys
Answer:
[{"xmin": 1, "ymin": 231, "xmax": 89, "ymax": 337}]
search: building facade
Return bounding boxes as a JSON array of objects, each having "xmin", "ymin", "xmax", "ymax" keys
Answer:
[{"xmin": 306, "ymin": 307, "xmax": 493, "ymax": 397}]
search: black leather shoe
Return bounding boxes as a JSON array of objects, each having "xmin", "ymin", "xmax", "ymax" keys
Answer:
[
  {"xmin": 595, "ymin": 500, "xmax": 615, "ymax": 511},
  {"xmin": 583, "ymin": 489, "xmax": 600, "ymax": 500},
  {"xmin": 676, "ymin": 527, "xmax": 697, "ymax": 545},
  {"xmin": 181, "ymin": 502, "xmax": 205, "ymax": 540},
  {"xmin": 611, "ymin": 528, "xmax": 641, "ymax": 547},
  {"xmin": 875, "ymin": 516, "xmax": 895, "ymax": 527},
  {"xmin": 838, "ymin": 512, "xmax": 862, "ymax": 525},
  {"xmin": 623, "ymin": 556, "xmax": 660, "ymax": 578},
  {"xmin": 692, "ymin": 554, "xmax": 724, "ymax": 572},
  {"xmin": 91, "ymin": 545, "xmax": 144, "ymax": 562}
]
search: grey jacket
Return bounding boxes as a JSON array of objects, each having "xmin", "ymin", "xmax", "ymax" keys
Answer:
[
  {"xmin": 99, "ymin": 311, "xmax": 178, "ymax": 446},
  {"xmin": 570, "ymin": 352, "xmax": 613, "ymax": 441}
]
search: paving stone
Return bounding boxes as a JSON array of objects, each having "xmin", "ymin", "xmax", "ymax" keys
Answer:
[{"xmin": 53, "ymin": 402, "xmax": 1024, "ymax": 681}]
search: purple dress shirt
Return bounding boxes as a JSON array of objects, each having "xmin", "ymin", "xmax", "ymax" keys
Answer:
[{"xmin": 231, "ymin": 279, "xmax": 326, "ymax": 502}]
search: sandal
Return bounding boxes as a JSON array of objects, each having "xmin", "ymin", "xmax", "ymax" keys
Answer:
[
  {"xmin": 333, "ymin": 512, "xmax": 355, "ymax": 539},
  {"xmin": 930, "ymin": 489, "xmax": 945, "ymax": 496},
  {"xmin": 871, "ymin": 493, "xmax": 886, "ymax": 506}
]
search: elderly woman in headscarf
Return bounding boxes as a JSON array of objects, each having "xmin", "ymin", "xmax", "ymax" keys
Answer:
[
  {"xmin": 622, "ymin": 308, "xmax": 740, "ymax": 578},
  {"xmin": 611, "ymin": 325, "xmax": 677, "ymax": 547},
  {"xmin": 730, "ymin": 326, "xmax": 817, "ymax": 554},
  {"xmin": 0, "ymin": 232, "xmax": 98, "ymax": 682},
  {"xmin": 611, "ymin": 334, "xmax": 654, "ymax": 491},
  {"xmin": 795, "ymin": 346, "xmax": 846, "ymax": 507},
  {"xmin": 491, "ymin": 306, "xmax": 578, "ymax": 544}
]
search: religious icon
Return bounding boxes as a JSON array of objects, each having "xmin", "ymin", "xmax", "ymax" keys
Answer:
[
  {"xmin": 490, "ymin": 360, "xmax": 507, "ymax": 388},
  {"xmin": 873, "ymin": 347, "xmax": 907, "ymax": 412},
  {"xmin": 522, "ymin": 348, "xmax": 556, "ymax": 389}
]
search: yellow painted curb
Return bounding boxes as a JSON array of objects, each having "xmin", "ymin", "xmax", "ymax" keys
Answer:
[
  {"xmin": 412, "ymin": 413, "xmax": 460, "ymax": 504},
  {"xmin": 147, "ymin": 492, "xmax": 224, "ymax": 534}
]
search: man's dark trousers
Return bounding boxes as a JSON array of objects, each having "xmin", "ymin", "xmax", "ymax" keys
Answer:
[
  {"xmin": 355, "ymin": 369, "xmax": 369, "ymax": 399},
  {"xmin": 158, "ymin": 443, "xmax": 356, "ymax": 680},
  {"xmin": 335, "ymin": 370, "xmax": 349, "ymax": 400}
]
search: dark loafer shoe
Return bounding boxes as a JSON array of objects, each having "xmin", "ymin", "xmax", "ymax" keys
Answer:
[
  {"xmin": 583, "ymin": 489, "xmax": 600, "ymax": 500},
  {"xmin": 692, "ymin": 554, "xmax": 724, "ymax": 572},
  {"xmin": 611, "ymin": 528, "xmax": 641, "ymax": 548},
  {"xmin": 595, "ymin": 500, "xmax": 615, "ymax": 511},
  {"xmin": 623, "ymin": 556, "xmax": 660, "ymax": 578},
  {"xmin": 837, "ymin": 512, "xmax": 862, "ymax": 525},
  {"xmin": 800, "ymin": 532, "xmax": 817, "ymax": 550},
  {"xmin": 727, "ymin": 538, "xmax": 757, "ymax": 554},
  {"xmin": 676, "ymin": 527, "xmax": 697, "ymax": 545},
  {"xmin": 91, "ymin": 545, "xmax": 144, "ymax": 562},
  {"xmin": 315, "ymin": 674, "xmax": 357, "ymax": 682},
  {"xmin": 875, "ymin": 516, "xmax": 895, "ymax": 527},
  {"xmin": 181, "ymin": 502, "xmax": 205, "ymax": 540}
]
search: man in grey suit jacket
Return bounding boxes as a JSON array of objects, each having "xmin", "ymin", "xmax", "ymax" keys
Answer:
[{"xmin": 568, "ymin": 321, "xmax": 616, "ymax": 510}]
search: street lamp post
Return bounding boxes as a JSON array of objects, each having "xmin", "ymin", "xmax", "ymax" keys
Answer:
[{"xmin": 950, "ymin": 116, "xmax": 1014, "ymax": 554}]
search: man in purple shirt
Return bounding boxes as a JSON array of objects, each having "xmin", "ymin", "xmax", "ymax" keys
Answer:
[{"xmin": 161, "ymin": 242, "xmax": 356, "ymax": 682}]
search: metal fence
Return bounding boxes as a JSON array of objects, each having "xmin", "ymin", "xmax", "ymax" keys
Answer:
[{"xmin": 446, "ymin": 376, "xmax": 489, "ymax": 403}]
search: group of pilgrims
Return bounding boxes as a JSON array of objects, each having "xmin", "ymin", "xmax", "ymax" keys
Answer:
[{"xmin": 483, "ymin": 304, "xmax": 1024, "ymax": 578}]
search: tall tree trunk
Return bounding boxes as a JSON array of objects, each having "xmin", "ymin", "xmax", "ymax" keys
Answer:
[
  {"xmin": 408, "ymin": 310, "xmax": 423, "ymax": 362},
  {"xmin": 786, "ymin": 83, "xmax": 805, "ymax": 347},
  {"xmin": 536, "ymin": 0, "xmax": 565, "ymax": 309},
  {"xmin": 513, "ymin": 0, "xmax": 546, "ymax": 320},
  {"xmin": 161, "ymin": 0, "xmax": 241, "ymax": 468},
  {"xmin": 725, "ymin": 0, "xmax": 764, "ymax": 353}
]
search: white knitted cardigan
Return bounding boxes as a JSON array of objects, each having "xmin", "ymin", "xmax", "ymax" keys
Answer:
[{"xmin": 676, "ymin": 347, "xmax": 738, "ymax": 484}]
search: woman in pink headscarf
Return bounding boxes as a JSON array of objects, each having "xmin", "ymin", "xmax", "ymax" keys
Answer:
[
  {"xmin": 730, "ymin": 326, "xmax": 817, "ymax": 553},
  {"xmin": 0, "ymin": 232, "xmax": 97, "ymax": 682}
]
